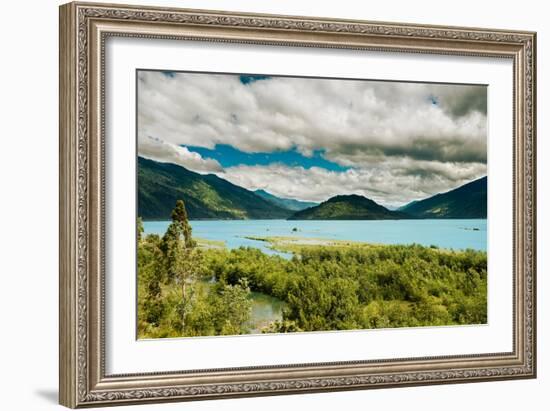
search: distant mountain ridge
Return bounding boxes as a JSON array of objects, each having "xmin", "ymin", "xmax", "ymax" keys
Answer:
[
  {"xmin": 138, "ymin": 157, "xmax": 292, "ymax": 220},
  {"xmin": 400, "ymin": 176, "xmax": 487, "ymax": 219},
  {"xmin": 254, "ymin": 189, "xmax": 318, "ymax": 211},
  {"xmin": 138, "ymin": 156, "xmax": 487, "ymax": 221},
  {"xmin": 288, "ymin": 194, "xmax": 411, "ymax": 220}
]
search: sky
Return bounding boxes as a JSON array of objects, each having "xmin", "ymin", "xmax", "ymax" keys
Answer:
[{"xmin": 137, "ymin": 70, "xmax": 487, "ymax": 208}]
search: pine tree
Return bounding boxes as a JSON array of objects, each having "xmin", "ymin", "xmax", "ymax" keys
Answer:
[
  {"xmin": 171, "ymin": 199, "xmax": 196, "ymax": 248},
  {"xmin": 161, "ymin": 199, "xmax": 202, "ymax": 331}
]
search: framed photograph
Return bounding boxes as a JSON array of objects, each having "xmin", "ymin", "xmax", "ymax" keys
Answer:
[{"xmin": 59, "ymin": 2, "xmax": 536, "ymax": 408}]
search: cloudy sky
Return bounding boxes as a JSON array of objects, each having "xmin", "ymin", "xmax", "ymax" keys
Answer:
[{"xmin": 137, "ymin": 70, "xmax": 487, "ymax": 208}]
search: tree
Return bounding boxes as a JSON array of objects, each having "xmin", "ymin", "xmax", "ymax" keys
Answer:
[
  {"xmin": 161, "ymin": 199, "xmax": 202, "ymax": 329},
  {"xmin": 171, "ymin": 199, "xmax": 195, "ymax": 248},
  {"xmin": 212, "ymin": 279, "xmax": 252, "ymax": 335},
  {"xmin": 137, "ymin": 234, "xmax": 166, "ymax": 335},
  {"xmin": 137, "ymin": 216, "xmax": 144, "ymax": 242}
]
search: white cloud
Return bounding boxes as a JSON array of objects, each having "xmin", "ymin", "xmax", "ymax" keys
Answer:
[
  {"xmin": 138, "ymin": 135, "xmax": 222, "ymax": 174},
  {"xmin": 137, "ymin": 71, "xmax": 487, "ymax": 205},
  {"xmin": 137, "ymin": 71, "xmax": 487, "ymax": 164},
  {"xmin": 219, "ymin": 161, "xmax": 486, "ymax": 207}
]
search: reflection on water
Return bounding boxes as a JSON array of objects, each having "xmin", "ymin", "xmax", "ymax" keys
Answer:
[{"xmin": 248, "ymin": 291, "xmax": 285, "ymax": 334}]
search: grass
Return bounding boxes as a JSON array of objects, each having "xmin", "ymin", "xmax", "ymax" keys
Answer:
[
  {"xmin": 195, "ymin": 237, "xmax": 226, "ymax": 249},
  {"xmin": 245, "ymin": 235, "xmax": 383, "ymax": 253},
  {"xmin": 242, "ymin": 235, "xmax": 471, "ymax": 256}
]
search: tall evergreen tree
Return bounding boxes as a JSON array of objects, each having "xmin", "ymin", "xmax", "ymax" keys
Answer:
[
  {"xmin": 171, "ymin": 199, "xmax": 196, "ymax": 248},
  {"xmin": 161, "ymin": 199, "xmax": 202, "ymax": 330}
]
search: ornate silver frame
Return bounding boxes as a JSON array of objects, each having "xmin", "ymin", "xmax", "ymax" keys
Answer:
[{"xmin": 59, "ymin": 2, "xmax": 536, "ymax": 408}]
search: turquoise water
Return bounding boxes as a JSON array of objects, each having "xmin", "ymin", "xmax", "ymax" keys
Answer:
[{"xmin": 143, "ymin": 219, "xmax": 487, "ymax": 257}]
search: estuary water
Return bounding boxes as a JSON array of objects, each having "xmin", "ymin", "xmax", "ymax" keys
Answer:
[{"xmin": 143, "ymin": 219, "xmax": 487, "ymax": 257}]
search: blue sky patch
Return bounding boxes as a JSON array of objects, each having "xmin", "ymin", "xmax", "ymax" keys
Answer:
[
  {"xmin": 239, "ymin": 75, "xmax": 270, "ymax": 85},
  {"xmin": 186, "ymin": 144, "xmax": 348, "ymax": 172}
]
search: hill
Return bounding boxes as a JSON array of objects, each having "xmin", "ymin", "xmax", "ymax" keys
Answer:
[
  {"xmin": 287, "ymin": 194, "xmax": 411, "ymax": 220},
  {"xmin": 138, "ymin": 157, "xmax": 292, "ymax": 220},
  {"xmin": 397, "ymin": 200, "xmax": 418, "ymax": 211},
  {"xmin": 400, "ymin": 176, "xmax": 487, "ymax": 219},
  {"xmin": 254, "ymin": 189, "xmax": 318, "ymax": 211}
]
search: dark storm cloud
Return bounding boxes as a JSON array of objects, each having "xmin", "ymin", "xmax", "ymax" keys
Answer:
[
  {"xmin": 334, "ymin": 136, "xmax": 486, "ymax": 164},
  {"xmin": 438, "ymin": 85, "xmax": 488, "ymax": 118}
]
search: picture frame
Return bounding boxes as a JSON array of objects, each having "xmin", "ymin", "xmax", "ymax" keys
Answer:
[{"xmin": 59, "ymin": 1, "xmax": 536, "ymax": 408}]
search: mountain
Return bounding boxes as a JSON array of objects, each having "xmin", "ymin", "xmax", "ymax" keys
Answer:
[
  {"xmin": 138, "ymin": 157, "xmax": 293, "ymax": 220},
  {"xmin": 254, "ymin": 189, "xmax": 318, "ymax": 211},
  {"xmin": 397, "ymin": 200, "xmax": 418, "ymax": 211},
  {"xmin": 287, "ymin": 194, "xmax": 411, "ymax": 220},
  {"xmin": 400, "ymin": 176, "xmax": 487, "ymax": 219}
]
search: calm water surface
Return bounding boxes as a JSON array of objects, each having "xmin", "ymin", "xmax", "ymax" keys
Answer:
[{"xmin": 143, "ymin": 219, "xmax": 487, "ymax": 257}]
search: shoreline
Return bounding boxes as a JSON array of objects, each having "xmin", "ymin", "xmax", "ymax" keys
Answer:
[{"xmin": 142, "ymin": 220, "xmax": 488, "ymax": 254}]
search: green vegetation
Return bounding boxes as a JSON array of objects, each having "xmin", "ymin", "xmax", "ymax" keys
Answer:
[
  {"xmin": 138, "ymin": 157, "xmax": 292, "ymax": 220},
  {"xmin": 400, "ymin": 176, "xmax": 487, "ymax": 218},
  {"xmin": 138, "ymin": 201, "xmax": 487, "ymax": 338},
  {"xmin": 138, "ymin": 199, "xmax": 252, "ymax": 338},
  {"xmin": 206, "ymin": 243, "xmax": 487, "ymax": 332},
  {"xmin": 288, "ymin": 194, "xmax": 411, "ymax": 220}
]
